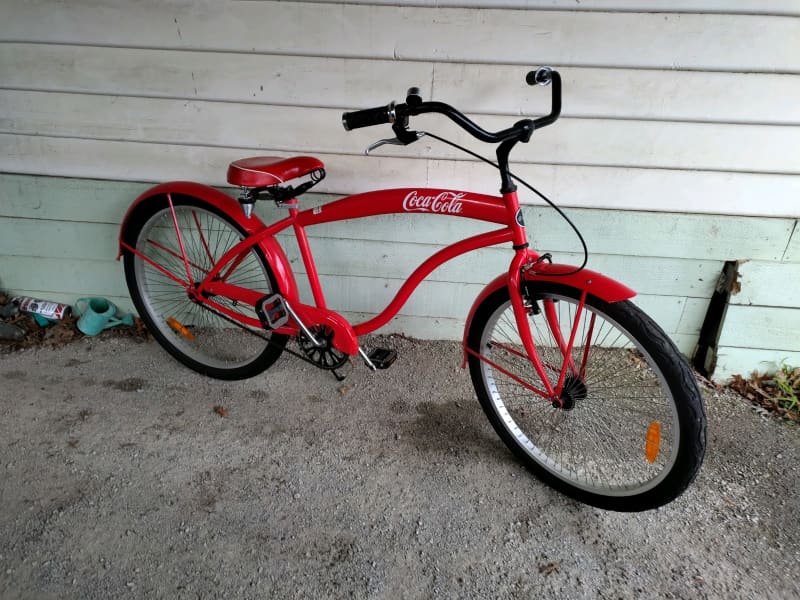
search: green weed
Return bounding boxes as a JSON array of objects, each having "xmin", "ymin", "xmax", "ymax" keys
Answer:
[
  {"xmin": 730, "ymin": 361, "xmax": 800, "ymax": 423},
  {"xmin": 773, "ymin": 362, "xmax": 800, "ymax": 411}
]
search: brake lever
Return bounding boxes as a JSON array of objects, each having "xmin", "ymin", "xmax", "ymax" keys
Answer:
[
  {"xmin": 365, "ymin": 137, "xmax": 404, "ymax": 155},
  {"xmin": 364, "ymin": 131, "xmax": 426, "ymax": 155}
]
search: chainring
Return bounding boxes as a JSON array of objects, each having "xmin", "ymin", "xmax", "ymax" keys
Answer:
[{"xmin": 297, "ymin": 325, "xmax": 349, "ymax": 370}]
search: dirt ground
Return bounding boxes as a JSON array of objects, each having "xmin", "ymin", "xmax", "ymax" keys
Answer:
[{"xmin": 1, "ymin": 335, "xmax": 798, "ymax": 599}]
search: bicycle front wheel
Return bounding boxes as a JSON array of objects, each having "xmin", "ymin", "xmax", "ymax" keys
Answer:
[
  {"xmin": 466, "ymin": 282, "xmax": 706, "ymax": 511},
  {"xmin": 122, "ymin": 195, "xmax": 287, "ymax": 380}
]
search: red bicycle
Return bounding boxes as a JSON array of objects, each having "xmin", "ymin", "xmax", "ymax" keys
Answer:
[{"xmin": 119, "ymin": 68, "xmax": 706, "ymax": 511}]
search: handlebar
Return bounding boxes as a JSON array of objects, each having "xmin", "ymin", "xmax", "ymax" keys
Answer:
[
  {"xmin": 527, "ymin": 67, "xmax": 562, "ymax": 130},
  {"xmin": 341, "ymin": 67, "xmax": 562, "ymax": 145}
]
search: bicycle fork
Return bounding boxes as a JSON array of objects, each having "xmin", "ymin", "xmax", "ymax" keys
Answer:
[{"xmin": 506, "ymin": 251, "xmax": 588, "ymax": 407}]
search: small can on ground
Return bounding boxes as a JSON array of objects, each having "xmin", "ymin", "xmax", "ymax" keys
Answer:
[{"xmin": 13, "ymin": 297, "xmax": 72, "ymax": 320}]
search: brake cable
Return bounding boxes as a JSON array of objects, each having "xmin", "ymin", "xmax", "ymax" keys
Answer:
[{"xmin": 423, "ymin": 131, "xmax": 588, "ymax": 276}]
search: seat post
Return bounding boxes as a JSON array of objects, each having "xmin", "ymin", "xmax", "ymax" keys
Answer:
[{"xmin": 237, "ymin": 188, "xmax": 256, "ymax": 218}]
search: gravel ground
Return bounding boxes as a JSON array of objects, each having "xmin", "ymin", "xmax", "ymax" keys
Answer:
[{"xmin": 0, "ymin": 335, "xmax": 798, "ymax": 599}]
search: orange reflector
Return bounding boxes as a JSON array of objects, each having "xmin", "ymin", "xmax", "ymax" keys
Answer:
[
  {"xmin": 645, "ymin": 422, "xmax": 661, "ymax": 463},
  {"xmin": 166, "ymin": 317, "xmax": 195, "ymax": 341}
]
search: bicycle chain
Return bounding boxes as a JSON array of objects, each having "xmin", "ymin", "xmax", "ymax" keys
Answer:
[
  {"xmin": 193, "ymin": 301, "xmax": 328, "ymax": 370},
  {"xmin": 193, "ymin": 303, "xmax": 347, "ymax": 381}
]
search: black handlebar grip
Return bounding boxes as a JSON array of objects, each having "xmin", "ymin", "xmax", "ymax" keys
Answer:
[{"xmin": 342, "ymin": 104, "xmax": 393, "ymax": 131}]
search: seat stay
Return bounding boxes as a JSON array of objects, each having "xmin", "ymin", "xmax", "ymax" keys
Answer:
[{"xmin": 199, "ymin": 215, "xmax": 295, "ymax": 295}]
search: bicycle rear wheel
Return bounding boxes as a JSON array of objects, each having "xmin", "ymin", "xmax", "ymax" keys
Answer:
[
  {"xmin": 122, "ymin": 195, "xmax": 287, "ymax": 380},
  {"xmin": 466, "ymin": 282, "xmax": 706, "ymax": 511}
]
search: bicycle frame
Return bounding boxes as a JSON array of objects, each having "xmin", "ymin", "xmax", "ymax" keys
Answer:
[
  {"xmin": 113, "ymin": 66, "xmax": 707, "ymax": 511},
  {"xmin": 120, "ymin": 181, "xmax": 635, "ymax": 400}
]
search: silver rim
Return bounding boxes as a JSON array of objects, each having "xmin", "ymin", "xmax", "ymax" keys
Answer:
[
  {"xmin": 133, "ymin": 205, "xmax": 273, "ymax": 370},
  {"xmin": 479, "ymin": 293, "xmax": 680, "ymax": 497}
]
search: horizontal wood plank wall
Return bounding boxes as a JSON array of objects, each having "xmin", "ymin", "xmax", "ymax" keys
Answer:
[
  {"xmin": 291, "ymin": 1, "xmax": 800, "ymax": 15},
  {"xmin": 1, "ymin": 1, "xmax": 798, "ymax": 379},
  {"xmin": 715, "ymin": 253, "xmax": 800, "ymax": 379},
  {"xmin": 0, "ymin": 172, "xmax": 794, "ymax": 364}
]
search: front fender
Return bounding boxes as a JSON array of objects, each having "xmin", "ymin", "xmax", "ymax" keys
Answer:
[
  {"xmin": 118, "ymin": 181, "xmax": 299, "ymax": 301},
  {"xmin": 523, "ymin": 263, "xmax": 636, "ymax": 303},
  {"xmin": 461, "ymin": 264, "xmax": 636, "ymax": 366}
]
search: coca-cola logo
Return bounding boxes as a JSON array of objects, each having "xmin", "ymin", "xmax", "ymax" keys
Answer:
[{"xmin": 402, "ymin": 190, "xmax": 465, "ymax": 215}]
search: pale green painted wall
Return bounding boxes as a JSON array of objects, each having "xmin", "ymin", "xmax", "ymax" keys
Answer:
[{"xmin": 2, "ymin": 173, "xmax": 798, "ymax": 379}]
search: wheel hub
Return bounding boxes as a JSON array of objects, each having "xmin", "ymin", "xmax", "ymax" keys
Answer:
[{"xmin": 554, "ymin": 374, "xmax": 587, "ymax": 410}]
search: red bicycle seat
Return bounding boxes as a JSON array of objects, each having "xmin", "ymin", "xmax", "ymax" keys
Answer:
[{"xmin": 227, "ymin": 156, "xmax": 325, "ymax": 188}]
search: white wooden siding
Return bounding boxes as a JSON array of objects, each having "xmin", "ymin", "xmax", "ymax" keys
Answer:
[
  {"xmin": 1, "ymin": 1, "xmax": 798, "ymax": 214},
  {"xmin": 5, "ymin": 90, "xmax": 800, "ymax": 175},
  {"xmin": 4, "ymin": 134, "xmax": 799, "ymax": 217},
  {"xmin": 4, "ymin": 3, "xmax": 798, "ymax": 71},
  {"xmin": 1, "ymin": 1, "xmax": 798, "ymax": 380},
  {"xmin": 5, "ymin": 45, "xmax": 800, "ymax": 124},
  {"xmin": 294, "ymin": 1, "xmax": 800, "ymax": 16}
]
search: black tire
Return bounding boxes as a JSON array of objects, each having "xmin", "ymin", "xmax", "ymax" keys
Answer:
[
  {"xmin": 467, "ymin": 282, "xmax": 706, "ymax": 511},
  {"xmin": 122, "ymin": 195, "xmax": 287, "ymax": 380}
]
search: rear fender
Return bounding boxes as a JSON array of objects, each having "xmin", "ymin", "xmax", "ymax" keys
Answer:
[
  {"xmin": 118, "ymin": 181, "xmax": 299, "ymax": 301},
  {"xmin": 461, "ymin": 264, "xmax": 636, "ymax": 366}
]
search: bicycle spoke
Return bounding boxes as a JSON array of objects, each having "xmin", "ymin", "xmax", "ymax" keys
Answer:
[
  {"xmin": 472, "ymin": 287, "xmax": 682, "ymax": 498},
  {"xmin": 132, "ymin": 204, "xmax": 278, "ymax": 371}
]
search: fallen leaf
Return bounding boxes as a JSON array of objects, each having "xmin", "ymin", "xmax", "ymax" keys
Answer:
[
  {"xmin": 213, "ymin": 405, "xmax": 229, "ymax": 418},
  {"xmin": 728, "ymin": 371, "xmax": 800, "ymax": 423},
  {"xmin": 538, "ymin": 561, "xmax": 560, "ymax": 575}
]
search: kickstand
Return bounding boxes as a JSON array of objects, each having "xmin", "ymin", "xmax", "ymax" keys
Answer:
[{"xmin": 330, "ymin": 357, "xmax": 353, "ymax": 382}]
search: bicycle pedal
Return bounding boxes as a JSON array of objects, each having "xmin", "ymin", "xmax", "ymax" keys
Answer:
[
  {"xmin": 366, "ymin": 348, "xmax": 397, "ymax": 369},
  {"xmin": 255, "ymin": 294, "xmax": 289, "ymax": 329}
]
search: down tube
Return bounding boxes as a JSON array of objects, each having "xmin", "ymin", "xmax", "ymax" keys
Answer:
[
  {"xmin": 294, "ymin": 188, "xmax": 514, "ymax": 335},
  {"xmin": 353, "ymin": 228, "xmax": 514, "ymax": 336}
]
